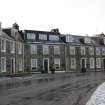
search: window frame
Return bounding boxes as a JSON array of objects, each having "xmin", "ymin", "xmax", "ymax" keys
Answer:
[
  {"xmin": 96, "ymin": 47, "xmax": 101, "ymax": 55},
  {"xmin": 49, "ymin": 35, "xmax": 59, "ymax": 41},
  {"xmin": 54, "ymin": 58, "xmax": 60, "ymax": 70},
  {"xmin": 10, "ymin": 41, "xmax": 15, "ymax": 53},
  {"xmin": 31, "ymin": 59, "xmax": 37, "ymax": 70},
  {"xmin": 70, "ymin": 46, "xmax": 75, "ymax": 55},
  {"xmin": 30, "ymin": 45, "xmax": 37, "ymax": 54},
  {"xmin": 54, "ymin": 45, "xmax": 60, "ymax": 55},
  {"xmin": 96, "ymin": 58, "xmax": 101, "ymax": 68},
  {"xmin": 70, "ymin": 58, "xmax": 76, "ymax": 69},
  {"xmin": 18, "ymin": 42, "xmax": 22, "ymax": 54},
  {"xmin": 18, "ymin": 59, "xmax": 23, "ymax": 71},
  {"xmin": 39, "ymin": 34, "xmax": 47, "ymax": 40},
  {"xmin": 81, "ymin": 47, "xmax": 85, "ymax": 55},
  {"xmin": 27, "ymin": 33, "xmax": 36, "ymax": 39},
  {"xmin": 1, "ymin": 57, "xmax": 6, "ymax": 72},
  {"xmin": 90, "ymin": 58, "xmax": 94, "ymax": 69},
  {"xmin": 66, "ymin": 36, "xmax": 74, "ymax": 42},
  {"xmin": 43, "ymin": 45, "xmax": 49, "ymax": 55},
  {"xmin": 89, "ymin": 47, "xmax": 94, "ymax": 55},
  {"xmin": 1, "ymin": 39, "xmax": 6, "ymax": 52}
]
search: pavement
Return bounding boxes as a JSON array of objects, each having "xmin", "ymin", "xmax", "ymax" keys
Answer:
[{"xmin": 86, "ymin": 82, "xmax": 105, "ymax": 105}]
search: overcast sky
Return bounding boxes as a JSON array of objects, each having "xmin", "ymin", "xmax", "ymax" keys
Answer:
[{"xmin": 0, "ymin": 0, "xmax": 105, "ymax": 35}]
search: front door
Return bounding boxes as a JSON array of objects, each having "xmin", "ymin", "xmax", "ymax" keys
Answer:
[
  {"xmin": 43, "ymin": 58, "xmax": 49, "ymax": 73},
  {"xmin": 81, "ymin": 58, "xmax": 86, "ymax": 72},
  {"xmin": 103, "ymin": 59, "xmax": 105, "ymax": 70},
  {"xmin": 11, "ymin": 58, "xmax": 15, "ymax": 74}
]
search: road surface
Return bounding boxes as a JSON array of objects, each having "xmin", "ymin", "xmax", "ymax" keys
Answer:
[{"xmin": 0, "ymin": 72, "xmax": 105, "ymax": 105}]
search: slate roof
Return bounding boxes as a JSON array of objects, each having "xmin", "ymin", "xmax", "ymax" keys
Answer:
[
  {"xmin": 0, "ymin": 30, "xmax": 14, "ymax": 40},
  {"xmin": 61, "ymin": 34, "xmax": 104, "ymax": 46},
  {"xmin": 24, "ymin": 30, "xmax": 60, "ymax": 35}
]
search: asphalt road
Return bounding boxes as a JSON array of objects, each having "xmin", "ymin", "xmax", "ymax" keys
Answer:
[{"xmin": 0, "ymin": 72, "xmax": 105, "ymax": 105}]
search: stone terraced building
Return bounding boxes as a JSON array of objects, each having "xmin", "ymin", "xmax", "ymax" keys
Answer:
[{"xmin": 0, "ymin": 23, "xmax": 105, "ymax": 74}]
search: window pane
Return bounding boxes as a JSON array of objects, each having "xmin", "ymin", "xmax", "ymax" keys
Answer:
[
  {"xmin": 31, "ymin": 59, "xmax": 37, "ymax": 70},
  {"xmin": 66, "ymin": 36, "xmax": 74, "ymax": 42},
  {"xmin": 54, "ymin": 46, "xmax": 60, "ymax": 55},
  {"xmin": 96, "ymin": 58, "xmax": 101, "ymax": 68},
  {"xmin": 49, "ymin": 35, "xmax": 59, "ymax": 41},
  {"xmin": 90, "ymin": 58, "xmax": 94, "ymax": 68},
  {"xmin": 81, "ymin": 47, "xmax": 85, "ymax": 55},
  {"xmin": 102, "ymin": 48, "xmax": 105, "ymax": 55},
  {"xmin": 31, "ymin": 45, "xmax": 37, "ymax": 54},
  {"xmin": 39, "ymin": 34, "xmax": 47, "ymax": 40},
  {"xmin": 96, "ymin": 47, "xmax": 100, "ymax": 55},
  {"xmin": 89, "ymin": 47, "xmax": 94, "ymax": 55},
  {"xmin": 43, "ymin": 45, "xmax": 49, "ymax": 55},
  {"xmin": 19, "ymin": 59, "xmax": 22, "ymax": 71},
  {"xmin": 27, "ymin": 33, "xmax": 36, "ymax": 39},
  {"xmin": 1, "ymin": 39, "xmax": 6, "ymax": 52},
  {"xmin": 11, "ymin": 41, "xmax": 15, "ymax": 53},
  {"xmin": 54, "ymin": 58, "xmax": 60, "ymax": 69},
  {"xmin": 71, "ymin": 58, "xmax": 76, "ymax": 69},
  {"xmin": 70, "ymin": 46, "xmax": 75, "ymax": 55},
  {"xmin": 1, "ymin": 57, "xmax": 6, "ymax": 72}
]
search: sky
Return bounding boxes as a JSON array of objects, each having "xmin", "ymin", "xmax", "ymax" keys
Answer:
[{"xmin": 0, "ymin": 0, "xmax": 105, "ymax": 36}]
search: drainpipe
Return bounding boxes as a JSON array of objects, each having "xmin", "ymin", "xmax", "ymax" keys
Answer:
[{"xmin": 65, "ymin": 44, "xmax": 66, "ymax": 72}]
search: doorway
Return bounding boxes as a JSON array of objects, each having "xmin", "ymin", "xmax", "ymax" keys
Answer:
[
  {"xmin": 43, "ymin": 58, "xmax": 49, "ymax": 73},
  {"xmin": 103, "ymin": 59, "xmax": 105, "ymax": 70},
  {"xmin": 11, "ymin": 58, "xmax": 15, "ymax": 74},
  {"xmin": 81, "ymin": 58, "xmax": 86, "ymax": 72}
]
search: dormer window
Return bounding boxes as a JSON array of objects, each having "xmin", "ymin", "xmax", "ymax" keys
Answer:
[
  {"xmin": 84, "ymin": 37, "xmax": 91, "ymax": 43},
  {"xmin": 49, "ymin": 35, "xmax": 59, "ymax": 41},
  {"xmin": 39, "ymin": 34, "xmax": 47, "ymax": 40},
  {"xmin": 27, "ymin": 33, "xmax": 36, "ymax": 39},
  {"xmin": 66, "ymin": 36, "xmax": 74, "ymax": 42}
]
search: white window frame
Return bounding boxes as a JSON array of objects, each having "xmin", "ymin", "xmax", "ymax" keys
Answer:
[
  {"xmin": 11, "ymin": 41, "xmax": 15, "ymax": 53},
  {"xmin": 1, "ymin": 39, "xmax": 6, "ymax": 52},
  {"xmin": 71, "ymin": 58, "xmax": 76, "ymax": 69},
  {"xmin": 39, "ymin": 34, "xmax": 47, "ymax": 40},
  {"xmin": 70, "ymin": 46, "xmax": 75, "ymax": 55},
  {"xmin": 66, "ymin": 36, "xmax": 74, "ymax": 42},
  {"xmin": 54, "ymin": 58, "xmax": 60, "ymax": 70},
  {"xmin": 31, "ymin": 59, "xmax": 37, "ymax": 70},
  {"xmin": 90, "ymin": 58, "xmax": 94, "ymax": 69},
  {"xmin": 27, "ymin": 33, "xmax": 36, "ymax": 39},
  {"xmin": 81, "ymin": 47, "xmax": 85, "ymax": 55},
  {"xmin": 54, "ymin": 45, "xmax": 60, "ymax": 55},
  {"xmin": 43, "ymin": 45, "xmax": 49, "ymax": 55},
  {"xmin": 31, "ymin": 45, "xmax": 37, "ymax": 54},
  {"xmin": 102, "ymin": 47, "xmax": 105, "ymax": 55},
  {"xmin": 1, "ymin": 57, "xmax": 6, "ymax": 72},
  {"xmin": 89, "ymin": 47, "xmax": 94, "ymax": 55},
  {"xmin": 96, "ymin": 58, "xmax": 101, "ymax": 68},
  {"xmin": 49, "ymin": 35, "xmax": 59, "ymax": 41},
  {"xmin": 96, "ymin": 47, "xmax": 101, "ymax": 55}
]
